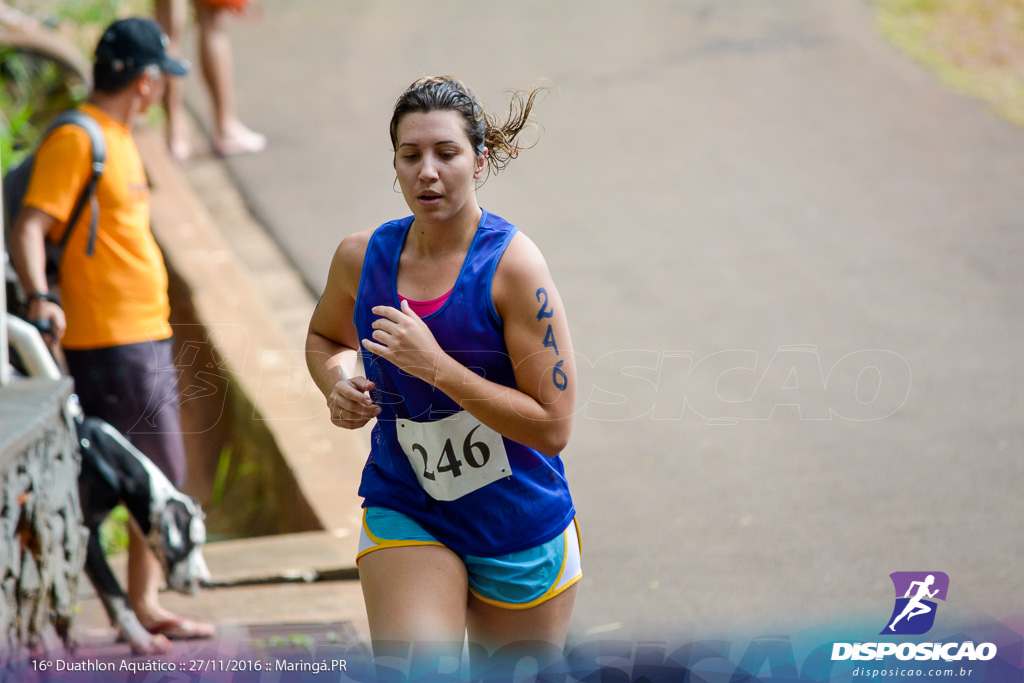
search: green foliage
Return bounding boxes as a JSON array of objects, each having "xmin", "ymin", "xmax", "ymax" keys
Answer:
[
  {"xmin": 875, "ymin": 0, "xmax": 1024, "ymax": 127},
  {"xmin": 253, "ymin": 633, "xmax": 318, "ymax": 653},
  {"xmin": 1, "ymin": 49, "xmax": 37, "ymax": 174},
  {"xmin": 54, "ymin": 0, "xmax": 131, "ymax": 27},
  {"xmin": 0, "ymin": 0, "xmax": 152, "ymax": 172},
  {"xmin": 211, "ymin": 446, "xmax": 233, "ymax": 507},
  {"xmin": 0, "ymin": 74, "xmax": 36, "ymax": 173},
  {"xmin": 99, "ymin": 504, "xmax": 131, "ymax": 556},
  {"xmin": 206, "ymin": 441, "xmax": 265, "ymax": 533},
  {"xmin": 52, "ymin": 0, "xmax": 155, "ymax": 54},
  {"xmin": 0, "ymin": 45, "xmax": 87, "ymax": 174},
  {"xmin": 4, "ymin": 0, "xmax": 154, "ymax": 53}
]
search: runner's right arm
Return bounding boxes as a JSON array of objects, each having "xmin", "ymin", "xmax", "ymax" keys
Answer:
[{"xmin": 306, "ymin": 230, "xmax": 381, "ymax": 429}]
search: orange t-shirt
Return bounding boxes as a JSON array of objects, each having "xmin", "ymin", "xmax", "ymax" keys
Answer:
[{"xmin": 23, "ymin": 103, "xmax": 172, "ymax": 350}]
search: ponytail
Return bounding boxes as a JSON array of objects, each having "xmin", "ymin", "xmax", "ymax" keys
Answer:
[{"xmin": 481, "ymin": 86, "xmax": 545, "ymax": 175}]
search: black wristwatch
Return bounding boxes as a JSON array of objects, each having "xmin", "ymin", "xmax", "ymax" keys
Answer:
[{"xmin": 28, "ymin": 291, "xmax": 61, "ymax": 306}]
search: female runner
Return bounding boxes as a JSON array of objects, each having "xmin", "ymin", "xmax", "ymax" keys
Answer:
[{"xmin": 306, "ymin": 76, "xmax": 579, "ymax": 671}]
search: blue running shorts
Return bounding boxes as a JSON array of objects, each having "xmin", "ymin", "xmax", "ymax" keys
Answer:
[{"xmin": 357, "ymin": 506, "xmax": 582, "ymax": 610}]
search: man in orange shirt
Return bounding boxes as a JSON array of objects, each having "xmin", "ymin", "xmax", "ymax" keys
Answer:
[{"xmin": 9, "ymin": 17, "xmax": 213, "ymax": 652}]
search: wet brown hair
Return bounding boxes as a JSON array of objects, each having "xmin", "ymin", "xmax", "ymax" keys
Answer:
[{"xmin": 389, "ymin": 76, "xmax": 547, "ymax": 177}]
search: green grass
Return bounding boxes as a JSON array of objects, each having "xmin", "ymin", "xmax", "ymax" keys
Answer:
[{"xmin": 876, "ymin": 0, "xmax": 1024, "ymax": 127}]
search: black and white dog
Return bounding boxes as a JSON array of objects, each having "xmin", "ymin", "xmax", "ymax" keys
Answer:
[
  {"xmin": 76, "ymin": 413, "xmax": 211, "ymax": 654},
  {"xmin": 4, "ymin": 315, "xmax": 210, "ymax": 652}
]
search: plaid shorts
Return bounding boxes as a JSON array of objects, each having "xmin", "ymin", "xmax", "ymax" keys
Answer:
[{"xmin": 64, "ymin": 338, "xmax": 187, "ymax": 487}]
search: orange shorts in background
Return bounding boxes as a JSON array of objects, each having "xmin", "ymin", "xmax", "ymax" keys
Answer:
[{"xmin": 200, "ymin": 0, "xmax": 252, "ymax": 12}]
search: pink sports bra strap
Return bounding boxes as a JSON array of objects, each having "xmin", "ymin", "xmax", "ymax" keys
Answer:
[{"xmin": 399, "ymin": 287, "xmax": 453, "ymax": 317}]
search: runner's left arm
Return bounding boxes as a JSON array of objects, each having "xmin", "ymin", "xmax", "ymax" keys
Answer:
[{"xmin": 362, "ymin": 232, "xmax": 576, "ymax": 456}]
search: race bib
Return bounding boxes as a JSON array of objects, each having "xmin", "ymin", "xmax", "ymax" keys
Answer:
[{"xmin": 396, "ymin": 412, "xmax": 512, "ymax": 501}]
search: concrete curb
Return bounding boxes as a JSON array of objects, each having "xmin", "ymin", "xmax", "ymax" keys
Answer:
[{"xmin": 135, "ymin": 126, "xmax": 366, "ymax": 556}]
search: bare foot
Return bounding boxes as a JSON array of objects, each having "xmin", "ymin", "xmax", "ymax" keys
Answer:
[
  {"xmin": 145, "ymin": 616, "xmax": 216, "ymax": 640},
  {"xmin": 122, "ymin": 629, "xmax": 174, "ymax": 656},
  {"xmin": 137, "ymin": 606, "xmax": 215, "ymax": 642},
  {"xmin": 213, "ymin": 120, "xmax": 267, "ymax": 156},
  {"xmin": 168, "ymin": 135, "xmax": 193, "ymax": 163}
]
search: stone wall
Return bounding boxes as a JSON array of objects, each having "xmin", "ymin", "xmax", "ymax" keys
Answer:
[{"xmin": 0, "ymin": 377, "xmax": 85, "ymax": 674}]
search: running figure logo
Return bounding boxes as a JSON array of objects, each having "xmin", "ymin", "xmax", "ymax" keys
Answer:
[{"xmin": 881, "ymin": 572, "xmax": 950, "ymax": 635}]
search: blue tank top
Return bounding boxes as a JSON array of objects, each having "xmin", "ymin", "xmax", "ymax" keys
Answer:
[{"xmin": 353, "ymin": 209, "xmax": 575, "ymax": 557}]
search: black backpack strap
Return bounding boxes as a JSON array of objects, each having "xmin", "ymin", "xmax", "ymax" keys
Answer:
[
  {"xmin": 47, "ymin": 109, "xmax": 107, "ymax": 258},
  {"xmin": 59, "ymin": 171, "xmax": 101, "ymax": 255}
]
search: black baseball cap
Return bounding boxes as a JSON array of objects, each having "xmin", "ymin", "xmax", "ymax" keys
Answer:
[{"xmin": 95, "ymin": 17, "xmax": 189, "ymax": 77}]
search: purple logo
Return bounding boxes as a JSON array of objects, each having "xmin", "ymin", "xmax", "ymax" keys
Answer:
[{"xmin": 881, "ymin": 572, "xmax": 949, "ymax": 635}]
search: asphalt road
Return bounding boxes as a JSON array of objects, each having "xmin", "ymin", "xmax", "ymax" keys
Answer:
[{"xmin": 184, "ymin": 0, "xmax": 1024, "ymax": 640}]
